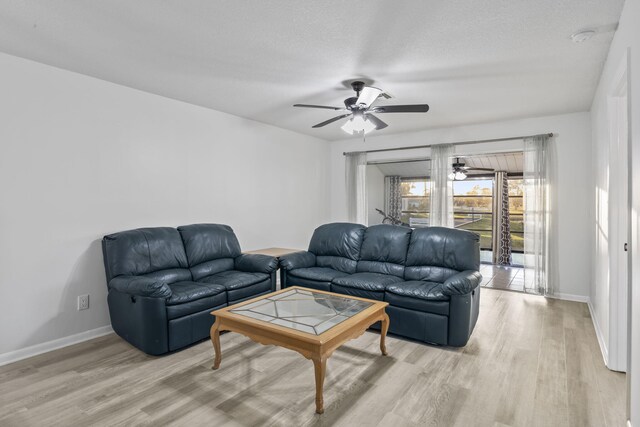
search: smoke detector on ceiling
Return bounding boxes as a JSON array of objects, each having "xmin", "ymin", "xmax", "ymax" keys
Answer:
[{"xmin": 571, "ymin": 29, "xmax": 596, "ymax": 43}]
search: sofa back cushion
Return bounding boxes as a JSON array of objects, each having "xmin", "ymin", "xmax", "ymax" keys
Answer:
[
  {"xmin": 404, "ymin": 227, "xmax": 480, "ymax": 282},
  {"xmin": 178, "ymin": 224, "xmax": 241, "ymax": 280},
  {"xmin": 309, "ymin": 223, "xmax": 366, "ymax": 274},
  {"xmin": 356, "ymin": 224, "xmax": 411, "ymax": 277},
  {"xmin": 102, "ymin": 227, "xmax": 189, "ymax": 283}
]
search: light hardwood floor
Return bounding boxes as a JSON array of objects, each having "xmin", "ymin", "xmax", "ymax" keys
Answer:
[{"xmin": 0, "ymin": 289, "xmax": 626, "ymax": 426}]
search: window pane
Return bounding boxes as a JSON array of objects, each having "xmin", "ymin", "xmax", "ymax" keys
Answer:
[
  {"xmin": 453, "ymin": 179, "xmax": 493, "ymax": 196},
  {"xmin": 508, "ymin": 179, "xmax": 524, "ymax": 196},
  {"xmin": 509, "ymin": 214, "xmax": 524, "ymax": 232},
  {"xmin": 508, "ymin": 179, "xmax": 524, "ymax": 252},
  {"xmin": 509, "ymin": 197, "xmax": 524, "ymax": 214},
  {"xmin": 401, "ymin": 180, "xmax": 429, "ymax": 197},
  {"xmin": 401, "ymin": 212, "xmax": 430, "ymax": 228},
  {"xmin": 455, "ymin": 213, "xmax": 492, "ymax": 231},
  {"xmin": 402, "ymin": 197, "xmax": 429, "ymax": 212},
  {"xmin": 455, "ymin": 213, "xmax": 492, "ymax": 250},
  {"xmin": 452, "ymin": 179, "xmax": 493, "ymax": 251},
  {"xmin": 453, "ymin": 196, "xmax": 492, "ymax": 212},
  {"xmin": 400, "ymin": 178, "xmax": 430, "ymax": 227},
  {"xmin": 511, "ymin": 232, "xmax": 524, "ymax": 252}
]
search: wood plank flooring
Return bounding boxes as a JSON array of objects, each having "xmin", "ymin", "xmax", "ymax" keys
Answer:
[{"xmin": 0, "ymin": 289, "xmax": 626, "ymax": 426}]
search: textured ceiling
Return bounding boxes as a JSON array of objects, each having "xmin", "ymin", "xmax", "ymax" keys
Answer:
[{"xmin": 0, "ymin": 1, "xmax": 624, "ymax": 141}]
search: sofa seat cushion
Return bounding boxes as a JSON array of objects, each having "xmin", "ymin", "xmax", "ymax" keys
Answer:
[
  {"xmin": 289, "ymin": 267, "xmax": 349, "ymax": 282},
  {"xmin": 200, "ymin": 270, "xmax": 269, "ymax": 290},
  {"xmin": 166, "ymin": 281, "xmax": 226, "ymax": 305},
  {"xmin": 385, "ymin": 281, "xmax": 450, "ymax": 315},
  {"xmin": 331, "ymin": 272, "xmax": 403, "ymax": 300},
  {"xmin": 386, "ymin": 281, "xmax": 450, "ymax": 301},
  {"xmin": 332, "ymin": 272, "xmax": 403, "ymax": 291}
]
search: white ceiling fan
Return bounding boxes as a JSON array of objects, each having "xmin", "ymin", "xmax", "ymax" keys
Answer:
[{"xmin": 294, "ymin": 81, "xmax": 430, "ymax": 135}]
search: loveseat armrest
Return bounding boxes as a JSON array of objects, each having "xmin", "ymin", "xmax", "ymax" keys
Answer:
[
  {"xmin": 108, "ymin": 276, "xmax": 173, "ymax": 299},
  {"xmin": 235, "ymin": 254, "xmax": 278, "ymax": 273},
  {"xmin": 279, "ymin": 251, "xmax": 316, "ymax": 271},
  {"xmin": 442, "ymin": 270, "xmax": 482, "ymax": 296}
]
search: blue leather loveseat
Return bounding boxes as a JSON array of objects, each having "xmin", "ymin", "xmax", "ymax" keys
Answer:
[
  {"xmin": 280, "ymin": 223, "xmax": 482, "ymax": 346},
  {"xmin": 101, "ymin": 224, "xmax": 277, "ymax": 355}
]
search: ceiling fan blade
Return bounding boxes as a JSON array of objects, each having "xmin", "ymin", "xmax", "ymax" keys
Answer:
[
  {"xmin": 372, "ymin": 104, "xmax": 430, "ymax": 113},
  {"xmin": 312, "ymin": 114, "xmax": 352, "ymax": 128},
  {"xmin": 356, "ymin": 87, "xmax": 383, "ymax": 108},
  {"xmin": 465, "ymin": 167, "xmax": 495, "ymax": 171},
  {"xmin": 365, "ymin": 113, "xmax": 388, "ymax": 130},
  {"xmin": 293, "ymin": 104, "xmax": 345, "ymax": 111}
]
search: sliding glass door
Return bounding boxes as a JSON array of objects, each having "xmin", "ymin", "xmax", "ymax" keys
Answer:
[
  {"xmin": 453, "ymin": 179, "xmax": 493, "ymax": 251},
  {"xmin": 396, "ymin": 174, "xmax": 523, "ymax": 265}
]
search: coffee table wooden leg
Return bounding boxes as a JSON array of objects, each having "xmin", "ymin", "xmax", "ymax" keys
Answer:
[
  {"xmin": 210, "ymin": 318, "xmax": 222, "ymax": 370},
  {"xmin": 380, "ymin": 312, "xmax": 390, "ymax": 356},
  {"xmin": 312, "ymin": 357, "xmax": 327, "ymax": 414}
]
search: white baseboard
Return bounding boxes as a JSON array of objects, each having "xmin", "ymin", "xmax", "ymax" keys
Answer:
[
  {"xmin": 547, "ymin": 292, "xmax": 590, "ymax": 303},
  {"xmin": 0, "ymin": 325, "xmax": 114, "ymax": 367},
  {"xmin": 587, "ymin": 299, "xmax": 609, "ymax": 367}
]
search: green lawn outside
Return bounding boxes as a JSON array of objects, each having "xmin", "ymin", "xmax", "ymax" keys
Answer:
[
  {"xmin": 401, "ymin": 213, "xmax": 524, "ymax": 252},
  {"xmin": 455, "ymin": 215, "xmax": 524, "ymax": 252}
]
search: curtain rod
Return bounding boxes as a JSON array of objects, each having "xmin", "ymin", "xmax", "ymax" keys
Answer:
[{"xmin": 342, "ymin": 132, "xmax": 553, "ymax": 156}]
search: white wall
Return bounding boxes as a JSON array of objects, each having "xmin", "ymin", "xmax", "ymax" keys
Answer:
[
  {"xmin": 590, "ymin": 0, "xmax": 640, "ymax": 422},
  {"xmin": 0, "ymin": 52, "xmax": 330, "ymax": 358},
  {"xmin": 329, "ymin": 112, "xmax": 592, "ymax": 299},
  {"xmin": 366, "ymin": 165, "xmax": 385, "ymax": 225}
]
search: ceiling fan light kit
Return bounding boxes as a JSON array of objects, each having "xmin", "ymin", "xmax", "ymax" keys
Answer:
[
  {"xmin": 449, "ymin": 157, "xmax": 494, "ymax": 180},
  {"xmin": 341, "ymin": 114, "xmax": 376, "ymax": 135},
  {"xmin": 448, "ymin": 171, "xmax": 468, "ymax": 180},
  {"xmin": 455, "ymin": 171, "xmax": 468, "ymax": 180},
  {"xmin": 293, "ymin": 80, "xmax": 430, "ymax": 136}
]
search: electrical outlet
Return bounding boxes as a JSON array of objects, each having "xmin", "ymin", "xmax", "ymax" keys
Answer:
[{"xmin": 78, "ymin": 294, "xmax": 89, "ymax": 311}]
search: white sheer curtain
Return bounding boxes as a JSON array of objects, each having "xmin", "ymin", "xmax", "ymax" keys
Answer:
[
  {"xmin": 523, "ymin": 135, "xmax": 552, "ymax": 295},
  {"xmin": 429, "ymin": 144, "xmax": 455, "ymax": 227},
  {"xmin": 345, "ymin": 152, "xmax": 368, "ymax": 225}
]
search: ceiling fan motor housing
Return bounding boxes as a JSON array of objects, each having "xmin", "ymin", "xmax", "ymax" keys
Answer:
[
  {"xmin": 350, "ymin": 80, "xmax": 365, "ymax": 96},
  {"xmin": 344, "ymin": 97, "xmax": 358, "ymax": 109}
]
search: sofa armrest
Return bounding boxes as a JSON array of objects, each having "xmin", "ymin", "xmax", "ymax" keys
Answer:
[
  {"xmin": 279, "ymin": 251, "xmax": 316, "ymax": 271},
  {"xmin": 235, "ymin": 254, "xmax": 278, "ymax": 273},
  {"xmin": 108, "ymin": 276, "xmax": 172, "ymax": 298},
  {"xmin": 442, "ymin": 270, "xmax": 482, "ymax": 296}
]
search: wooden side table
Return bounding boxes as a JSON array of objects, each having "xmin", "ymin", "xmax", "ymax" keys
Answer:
[
  {"xmin": 243, "ymin": 247, "xmax": 302, "ymax": 290},
  {"xmin": 243, "ymin": 247, "xmax": 302, "ymax": 258}
]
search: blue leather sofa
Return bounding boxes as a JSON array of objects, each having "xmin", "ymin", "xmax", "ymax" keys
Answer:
[
  {"xmin": 280, "ymin": 223, "xmax": 482, "ymax": 346},
  {"xmin": 101, "ymin": 224, "xmax": 277, "ymax": 355}
]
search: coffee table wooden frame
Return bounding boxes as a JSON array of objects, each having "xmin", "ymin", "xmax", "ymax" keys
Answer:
[{"xmin": 210, "ymin": 286, "xmax": 390, "ymax": 414}]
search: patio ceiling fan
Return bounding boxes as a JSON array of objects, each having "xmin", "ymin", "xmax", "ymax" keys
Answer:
[
  {"xmin": 293, "ymin": 81, "xmax": 430, "ymax": 135},
  {"xmin": 448, "ymin": 157, "xmax": 494, "ymax": 181}
]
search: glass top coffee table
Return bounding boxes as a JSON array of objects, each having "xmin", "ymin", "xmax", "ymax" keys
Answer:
[{"xmin": 210, "ymin": 286, "xmax": 390, "ymax": 414}]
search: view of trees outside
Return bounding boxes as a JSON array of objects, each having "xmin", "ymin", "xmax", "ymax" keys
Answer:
[
  {"xmin": 399, "ymin": 176, "xmax": 525, "ymax": 252},
  {"xmin": 400, "ymin": 179, "xmax": 430, "ymax": 225}
]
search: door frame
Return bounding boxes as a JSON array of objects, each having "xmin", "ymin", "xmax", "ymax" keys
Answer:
[{"xmin": 607, "ymin": 51, "xmax": 630, "ymax": 373}]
